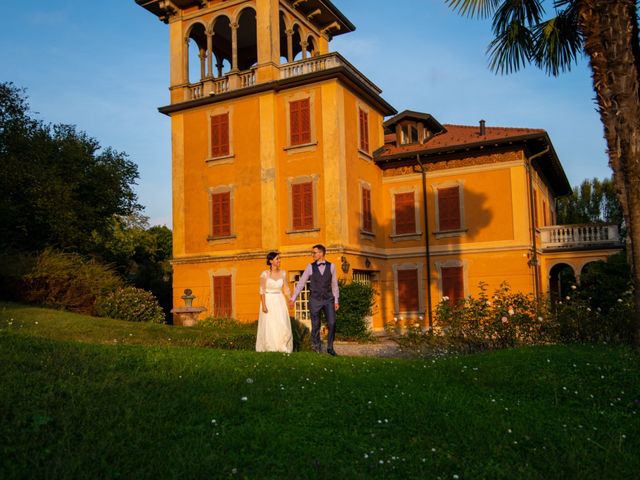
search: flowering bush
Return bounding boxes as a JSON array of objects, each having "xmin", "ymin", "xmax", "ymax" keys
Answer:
[
  {"xmin": 434, "ymin": 282, "xmax": 555, "ymax": 353},
  {"xmin": 553, "ymin": 286, "xmax": 634, "ymax": 344},
  {"xmin": 96, "ymin": 286, "xmax": 165, "ymax": 323}
]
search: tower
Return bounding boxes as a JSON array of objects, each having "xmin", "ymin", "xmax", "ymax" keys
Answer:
[{"xmin": 136, "ymin": 0, "xmax": 396, "ymax": 323}]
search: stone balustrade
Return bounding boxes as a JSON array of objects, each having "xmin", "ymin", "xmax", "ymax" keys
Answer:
[{"xmin": 539, "ymin": 224, "xmax": 621, "ymax": 249}]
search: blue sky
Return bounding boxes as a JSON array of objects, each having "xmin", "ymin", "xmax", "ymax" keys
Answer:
[{"xmin": 1, "ymin": 1, "xmax": 610, "ymax": 226}]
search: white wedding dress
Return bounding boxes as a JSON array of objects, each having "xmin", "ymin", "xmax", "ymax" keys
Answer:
[{"xmin": 255, "ymin": 270, "xmax": 293, "ymax": 353}]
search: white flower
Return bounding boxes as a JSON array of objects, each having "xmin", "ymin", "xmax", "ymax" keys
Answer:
[
  {"xmin": 442, "ymin": 296, "xmax": 450, "ymax": 301},
  {"xmin": 571, "ymin": 285, "xmax": 577, "ymax": 290},
  {"xmin": 566, "ymin": 296, "xmax": 571, "ymax": 300},
  {"xmin": 501, "ymin": 316, "xmax": 508, "ymax": 324},
  {"xmin": 241, "ymin": 396, "xmax": 248, "ymax": 401},
  {"xmin": 508, "ymin": 308, "xmax": 515, "ymax": 315},
  {"xmin": 538, "ymin": 316, "xmax": 543, "ymax": 322},
  {"xmin": 246, "ymin": 378, "xmax": 253, "ymax": 384},
  {"xmin": 617, "ymin": 298, "xmax": 623, "ymax": 303}
]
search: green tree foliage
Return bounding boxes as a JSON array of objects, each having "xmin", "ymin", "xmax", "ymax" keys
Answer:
[
  {"xmin": 556, "ymin": 177, "xmax": 624, "ymax": 231},
  {"xmin": 91, "ymin": 213, "xmax": 173, "ymax": 317},
  {"xmin": 0, "ymin": 82, "xmax": 140, "ymax": 252}
]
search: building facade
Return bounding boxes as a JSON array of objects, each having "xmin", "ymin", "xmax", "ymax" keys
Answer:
[{"xmin": 136, "ymin": 0, "xmax": 622, "ymax": 331}]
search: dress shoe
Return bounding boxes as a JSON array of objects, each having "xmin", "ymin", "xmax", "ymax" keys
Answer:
[{"xmin": 327, "ymin": 348, "xmax": 338, "ymax": 356}]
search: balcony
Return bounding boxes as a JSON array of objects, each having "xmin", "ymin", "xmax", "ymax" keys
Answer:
[
  {"xmin": 181, "ymin": 52, "xmax": 381, "ymax": 102},
  {"xmin": 539, "ymin": 224, "xmax": 622, "ymax": 250}
]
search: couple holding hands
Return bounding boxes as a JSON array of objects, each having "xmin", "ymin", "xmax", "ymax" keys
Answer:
[{"xmin": 255, "ymin": 244, "xmax": 339, "ymax": 355}]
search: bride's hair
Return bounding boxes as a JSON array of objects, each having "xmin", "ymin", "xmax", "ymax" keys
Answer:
[{"xmin": 266, "ymin": 251, "xmax": 279, "ymax": 266}]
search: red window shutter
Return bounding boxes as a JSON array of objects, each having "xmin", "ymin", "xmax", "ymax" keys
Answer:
[
  {"xmin": 211, "ymin": 113, "xmax": 229, "ymax": 157},
  {"xmin": 211, "ymin": 192, "xmax": 231, "ymax": 237},
  {"xmin": 213, "ymin": 275, "xmax": 232, "ymax": 317},
  {"xmin": 359, "ymin": 109, "xmax": 369, "ymax": 152},
  {"xmin": 397, "ymin": 269, "xmax": 419, "ymax": 312},
  {"xmin": 533, "ymin": 189, "xmax": 539, "ymax": 227},
  {"xmin": 362, "ymin": 187, "xmax": 372, "ymax": 232},
  {"xmin": 543, "ymin": 200, "xmax": 548, "ymax": 226},
  {"xmin": 395, "ymin": 192, "xmax": 416, "ymax": 234},
  {"xmin": 290, "ymin": 99, "xmax": 311, "ymax": 146},
  {"xmin": 438, "ymin": 187, "xmax": 461, "ymax": 231},
  {"xmin": 441, "ymin": 266, "xmax": 464, "ymax": 305},
  {"xmin": 292, "ymin": 182, "xmax": 313, "ymax": 230}
]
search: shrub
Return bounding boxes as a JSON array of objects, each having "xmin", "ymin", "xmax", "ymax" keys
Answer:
[
  {"xmin": 432, "ymin": 282, "xmax": 555, "ymax": 353},
  {"xmin": 96, "ymin": 286, "xmax": 165, "ymax": 323},
  {"xmin": 198, "ymin": 316, "xmax": 241, "ymax": 329},
  {"xmin": 335, "ymin": 280, "xmax": 376, "ymax": 339},
  {"xmin": 553, "ymin": 283, "xmax": 634, "ymax": 344},
  {"xmin": 23, "ymin": 248, "xmax": 123, "ymax": 314}
]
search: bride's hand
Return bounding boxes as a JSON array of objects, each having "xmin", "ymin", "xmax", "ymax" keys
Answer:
[{"xmin": 262, "ymin": 305, "xmax": 268, "ymax": 313}]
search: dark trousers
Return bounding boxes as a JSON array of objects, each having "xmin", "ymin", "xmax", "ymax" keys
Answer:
[{"xmin": 309, "ymin": 299, "xmax": 336, "ymax": 351}]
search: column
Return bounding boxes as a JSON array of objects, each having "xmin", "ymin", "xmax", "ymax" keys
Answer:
[
  {"xmin": 231, "ymin": 22, "xmax": 239, "ymax": 71},
  {"xmin": 183, "ymin": 37, "xmax": 190, "ymax": 84},
  {"xmin": 199, "ymin": 49, "xmax": 206, "ymax": 81},
  {"xmin": 300, "ymin": 40, "xmax": 308, "ymax": 60},
  {"xmin": 206, "ymin": 30, "xmax": 213, "ymax": 78},
  {"xmin": 286, "ymin": 29, "xmax": 293, "ymax": 63}
]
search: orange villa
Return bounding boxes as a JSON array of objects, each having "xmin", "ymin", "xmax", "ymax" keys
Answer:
[{"xmin": 135, "ymin": 0, "xmax": 622, "ymax": 331}]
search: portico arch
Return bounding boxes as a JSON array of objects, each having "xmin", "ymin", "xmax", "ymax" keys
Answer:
[{"xmin": 548, "ymin": 263, "xmax": 576, "ymax": 303}]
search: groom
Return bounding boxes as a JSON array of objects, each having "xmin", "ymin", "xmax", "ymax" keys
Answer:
[{"xmin": 290, "ymin": 244, "xmax": 340, "ymax": 356}]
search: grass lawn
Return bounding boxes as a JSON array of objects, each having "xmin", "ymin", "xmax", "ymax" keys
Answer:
[{"xmin": 1, "ymin": 302, "xmax": 639, "ymax": 479}]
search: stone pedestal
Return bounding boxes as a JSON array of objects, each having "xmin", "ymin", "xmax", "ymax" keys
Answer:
[{"xmin": 171, "ymin": 289, "xmax": 206, "ymax": 326}]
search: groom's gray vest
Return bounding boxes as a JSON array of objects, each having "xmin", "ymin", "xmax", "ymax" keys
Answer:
[{"xmin": 309, "ymin": 261, "xmax": 334, "ymax": 304}]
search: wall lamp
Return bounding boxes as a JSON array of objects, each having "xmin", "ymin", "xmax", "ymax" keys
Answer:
[{"xmin": 341, "ymin": 256, "xmax": 350, "ymax": 273}]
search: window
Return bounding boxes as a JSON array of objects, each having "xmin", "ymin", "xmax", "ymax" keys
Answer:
[
  {"xmin": 211, "ymin": 191, "xmax": 231, "ymax": 237},
  {"xmin": 397, "ymin": 268, "xmax": 419, "ymax": 312},
  {"xmin": 359, "ymin": 108, "xmax": 369, "ymax": 152},
  {"xmin": 399, "ymin": 123, "xmax": 419, "ymax": 145},
  {"xmin": 353, "ymin": 270, "xmax": 373, "ymax": 285},
  {"xmin": 290, "ymin": 98, "xmax": 311, "ymax": 146},
  {"xmin": 213, "ymin": 275, "xmax": 232, "ymax": 317},
  {"xmin": 292, "ymin": 181, "xmax": 314, "ymax": 230},
  {"xmin": 441, "ymin": 266, "xmax": 463, "ymax": 305},
  {"xmin": 437, "ymin": 186, "xmax": 461, "ymax": 231},
  {"xmin": 394, "ymin": 192, "xmax": 416, "ymax": 235},
  {"xmin": 543, "ymin": 199, "xmax": 548, "ymax": 226},
  {"xmin": 293, "ymin": 273, "xmax": 310, "ymax": 322},
  {"xmin": 362, "ymin": 187, "xmax": 372, "ymax": 233},
  {"xmin": 210, "ymin": 113, "xmax": 229, "ymax": 157}
]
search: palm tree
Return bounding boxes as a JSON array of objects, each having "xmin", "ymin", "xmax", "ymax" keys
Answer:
[{"xmin": 445, "ymin": 0, "xmax": 640, "ymax": 347}]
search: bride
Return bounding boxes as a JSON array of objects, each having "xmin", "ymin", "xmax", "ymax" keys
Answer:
[{"xmin": 255, "ymin": 251, "xmax": 293, "ymax": 353}]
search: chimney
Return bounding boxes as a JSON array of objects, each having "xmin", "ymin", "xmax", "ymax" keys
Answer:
[{"xmin": 479, "ymin": 119, "xmax": 486, "ymax": 136}]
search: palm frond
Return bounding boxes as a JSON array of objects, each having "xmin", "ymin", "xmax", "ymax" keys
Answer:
[
  {"xmin": 487, "ymin": 20, "xmax": 535, "ymax": 74},
  {"xmin": 531, "ymin": 9, "xmax": 583, "ymax": 76},
  {"xmin": 492, "ymin": 0, "xmax": 545, "ymax": 31},
  {"xmin": 445, "ymin": 0, "xmax": 502, "ymax": 18}
]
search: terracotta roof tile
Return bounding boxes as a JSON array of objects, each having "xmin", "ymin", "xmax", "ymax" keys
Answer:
[{"xmin": 382, "ymin": 124, "xmax": 545, "ymax": 156}]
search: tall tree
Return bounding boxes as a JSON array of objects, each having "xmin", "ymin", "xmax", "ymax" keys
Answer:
[
  {"xmin": 0, "ymin": 82, "xmax": 140, "ymax": 252},
  {"xmin": 445, "ymin": 0, "xmax": 640, "ymax": 347},
  {"xmin": 556, "ymin": 177, "xmax": 624, "ymax": 233}
]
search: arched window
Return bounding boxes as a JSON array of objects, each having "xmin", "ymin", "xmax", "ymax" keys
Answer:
[
  {"xmin": 186, "ymin": 22, "xmax": 207, "ymax": 83},
  {"xmin": 212, "ymin": 15, "xmax": 232, "ymax": 77},
  {"xmin": 236, "ymin": 8, "xmax": 257, "ymax": 70}
]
